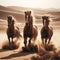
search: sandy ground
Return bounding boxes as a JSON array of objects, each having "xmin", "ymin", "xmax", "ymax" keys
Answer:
[
  {"xmin": 0, "ymin": 23, "xmax": 60, "ymax": 60},
  {"xmin": 0, "ymin": 50, "xmax": 38, "ymax": 60}
]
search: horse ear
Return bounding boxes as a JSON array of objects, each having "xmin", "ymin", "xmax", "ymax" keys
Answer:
[
  {"xmin": 30, "ymin": 11, "xmax": 31, "ymax": 14},
  {"xmin": 25, "ymin": 11, "xmax": 26, "ymax": 14}
]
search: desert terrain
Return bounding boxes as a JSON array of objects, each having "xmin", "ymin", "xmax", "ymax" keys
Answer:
[{"xmin": 0, "ymin": 5, "xmax": 60, "ymax": 60}]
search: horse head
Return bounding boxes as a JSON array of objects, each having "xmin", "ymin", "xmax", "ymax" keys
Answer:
[
  {"xmin": 42, "ymin": 16, "xmax": 49, "ymax": 29},
  {"xmin": 25, "ymin": 11, "xmax": 32, "ymax": 26},
  {"xmin": 7, "ymin": 15, "xmax": 12, "ymax": 27}
]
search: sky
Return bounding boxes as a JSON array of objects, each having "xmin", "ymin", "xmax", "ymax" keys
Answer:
[{"xmin": 0, "ymin": 0, "xmax": 60, "ymax": 9}]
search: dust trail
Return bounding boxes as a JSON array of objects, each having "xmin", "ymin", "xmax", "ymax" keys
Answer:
[{"xmin": 0, "ymin": 32, "xmax": 7, "ymax": 49}]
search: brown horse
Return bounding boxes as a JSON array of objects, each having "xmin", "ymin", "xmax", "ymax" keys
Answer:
[
  {"xmin": 23, "ymin": 11, "xmax": 38, "ymax": 47},
  {"xmin": 41, "ymin": 16, "xmax": 53, "ymax": 45},
  {"xmin": 7, "ymin": 15, "xmax": 22, "ymax": 45}
]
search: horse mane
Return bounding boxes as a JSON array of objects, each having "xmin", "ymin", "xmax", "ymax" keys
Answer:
[
  {"xmin": 11, "ymin": 15, "xmax": 17, "ymax": 27},
  {"xmin": 30, "ymin": 10, "xmax": 36, "ymax": 25},
  {"xmin": 12, "ymin": 16, "xmax": 16, "ymax": 22}
]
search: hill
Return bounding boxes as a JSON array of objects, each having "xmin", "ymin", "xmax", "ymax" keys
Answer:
[{"xmin": 0, "ymin": 5, "xmax": 60, "ymax": 23}]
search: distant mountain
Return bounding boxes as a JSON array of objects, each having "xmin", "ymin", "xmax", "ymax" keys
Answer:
[
  {"xmin": 7, "ymin": 6, "xmax": 29, "ymax": 11},
  {"xmin": 0, "ymin": 5, "xmax": 60, "ymax": 23},
  {"xmin": 0, "ymin": 5, "xmax": 25, "ymax": 22},
  {"xmin": 7, "ymin": 6, "xmax": 50, "ymax": 20},
  {"xmin": 45, "ymin": 8, "xmax": 60, "ymax": 12},
  {"xmin": 0, "ymin": 5, "xmax": 23, "ymax": 12},
  {"xmin": 8, "ymin": 6, "xmax": 47, "ymax": 14}
]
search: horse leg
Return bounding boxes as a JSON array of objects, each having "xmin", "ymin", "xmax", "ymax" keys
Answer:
[
  {"xmin": 8, "ymin": 37, "xmax": 10, "ymax": 46},
  {"xmin": 45, "ymin": 38, "xmax": 47, "ymax": 45},
  {"xmin": 12, "ymin": 37, "xmax": 14, "ymax": 44},
  {"xmin": 48, "ymin": 38, "xmax": 51, "ymax": 44},
  {"xmin": 8, "ymin": 37, "xmax": 13, "ymax": 49},
  {"xmin": 29, "ymin": 38, "xmax": 32, "ymax": 45},
  {"xmin": 24, "ymin": 37, "xmax": 27, "ymax": 47},
  {"xmin": 10, "ymin": 38, "xmax": 13, "ymax": 49}
]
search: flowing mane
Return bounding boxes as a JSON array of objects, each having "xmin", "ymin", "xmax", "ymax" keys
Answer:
[{"xmin": 30, "ymin": 10, "xmax": 36, "ymax": 25}]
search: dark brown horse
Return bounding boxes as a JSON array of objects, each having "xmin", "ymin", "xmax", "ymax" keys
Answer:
[
  {"xmin": 7, "ymin": 16, "xmax": 22, "ymax": 45},
  {"xmin": 23, "ymin": 11, "xmax": 38, "ymax": 47},
  {"xmin": 41, "ymin": 16, "xmax": 53, "ymax": 45}
]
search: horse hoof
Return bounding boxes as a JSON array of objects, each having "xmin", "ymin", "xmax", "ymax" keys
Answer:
[{"xmin": 22, "ymin": 47, "xmax": 30, "ymax": 52}]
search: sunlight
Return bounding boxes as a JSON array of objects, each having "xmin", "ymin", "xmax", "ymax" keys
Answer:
[
  {"xmin": 0, "ymin": 0, "xmax": 60, "ymax": 8},
  {"xmin": 21, "ymin": 0, "xmax": 38, "ymax": 8}
]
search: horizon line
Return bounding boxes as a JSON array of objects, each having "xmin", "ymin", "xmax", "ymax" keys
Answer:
[{"xmin": 0, "ymin": 5, "xmax": 60, "ymax": 9}]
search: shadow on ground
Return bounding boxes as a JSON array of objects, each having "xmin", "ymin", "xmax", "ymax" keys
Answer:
[{"xmin": 31, "ymin": 43, "xmax": 60, "ymax": 60}]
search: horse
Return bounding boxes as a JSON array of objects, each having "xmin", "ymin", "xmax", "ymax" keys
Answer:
[
  {"xmin": 23, "ymin": 11, "xmax": 38, "ymax": 47},
  {"xmin": 41, "ymin": 16, "xmax": 53, "ymax": 45},
  {"xmin": 7, "ymin": 15, "xmax": 22, "ymax": 45}
]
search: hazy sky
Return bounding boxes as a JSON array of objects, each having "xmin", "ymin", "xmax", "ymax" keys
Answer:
[{"xmin": 0, "ymin": 0, "xmax": 60, "ymax": 9}]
